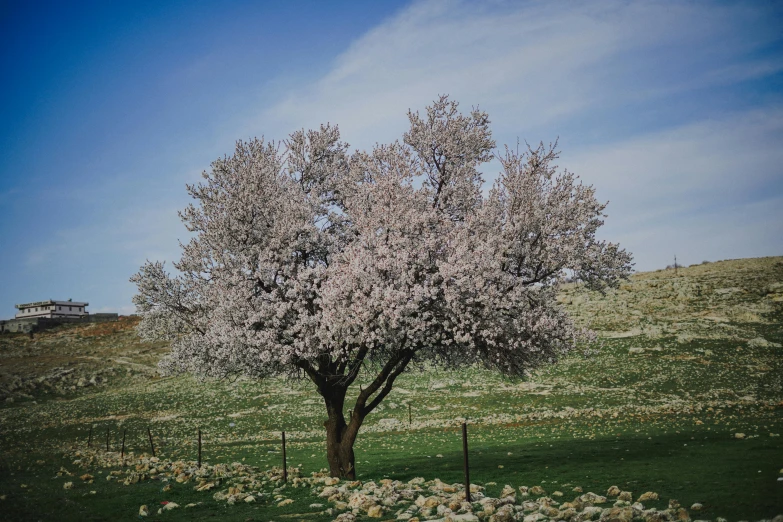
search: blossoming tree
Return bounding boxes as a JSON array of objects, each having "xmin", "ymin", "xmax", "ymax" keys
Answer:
[{"xmin": 131, "ymin": 96, "xmax": 632, "ymax": 478}]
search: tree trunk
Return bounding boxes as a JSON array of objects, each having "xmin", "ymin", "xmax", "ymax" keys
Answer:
[
  {"xmin": 322, "ymin": 388, "xmax": 361, "ymax": 479},
  {"xmin": 309, "ymin": 349, "xmax": 414, "ymax": 479},
  {"xmin": 325, "ymin": 422, "xmax": 357, "ymax": 479}
]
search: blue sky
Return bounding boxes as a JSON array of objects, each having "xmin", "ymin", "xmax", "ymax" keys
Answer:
[{"xmin": 1, "ymin": 0, "xmax": 781, "ymax": 317}]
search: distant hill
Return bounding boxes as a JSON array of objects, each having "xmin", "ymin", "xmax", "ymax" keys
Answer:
[{"xmin": 1, "ymin": 256, "xmax": 781, "ymax": 402}]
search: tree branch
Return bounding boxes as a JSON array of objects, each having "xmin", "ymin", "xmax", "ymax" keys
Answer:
[
  {"xmin": 294, "ymin": 358, "xmax": 327, "ymax": 391},
  {"xmin": 364, "ymin": 350, "xmax": 414, "ymax": 413},
  {"xmin": 353, "ymin": 344, "xmax": 413, "ymax": 416},
  {"xmin": 342, "ymin": 345, "xmax": 369, "ymax": 388}
]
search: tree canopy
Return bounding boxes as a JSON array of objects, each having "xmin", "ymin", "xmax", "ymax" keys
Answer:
[{"xmin": 131, "ymin": 96, "xmax": 633, "ymax": 477}]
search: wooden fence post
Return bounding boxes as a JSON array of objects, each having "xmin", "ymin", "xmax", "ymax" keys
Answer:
[
  {"xmin": 282, "ymin": 431, "xmax": 288, "ymax": 483},
  {"xmin": 462, "ymin": 422, "xmax": 471, "ymax": 502},
  {"xmin": 147, "ymin": 427, "xmax": 156, "ymax": 457},
  {"xmin": 408, "ymin": 403, "xmax": 412, "ymax": 427},
  {"xmin": 198, "ymin": 429, "xmax": 202, "ymax": 468},
  {"xmin": 87, "ymin": 426, "xmax": 92, "ymax": 448},
  {"xmin": 106, "ymin": 426, "xmax": 110, "ymax": 452}
]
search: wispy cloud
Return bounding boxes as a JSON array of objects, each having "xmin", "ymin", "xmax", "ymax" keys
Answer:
[
  {"xmin": 249, "ymin": 0, "xmax": 782, "ymax": 273},
  {"xmin": 256, "ymin": 0, "xmax": 782, "ymax": 148},
  {"xmin": 92, "ymin": 305, "xmax": 136, "ymax": 316},
  {"xmin": 565, "ymin": 107, "xmax": 783, "ymax": 270},
  {"xmin": 567, "ymin": 107, "xmax": 783, "ymax": 216},
  {"xmin": 25, "ymin": 201, "xmax": 186, "ymax": 269}
]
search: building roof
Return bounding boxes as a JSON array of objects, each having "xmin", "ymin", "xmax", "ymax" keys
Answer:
[{"xmin": 15, "ymin": 300, "xmax": 89, "ymax": 309}]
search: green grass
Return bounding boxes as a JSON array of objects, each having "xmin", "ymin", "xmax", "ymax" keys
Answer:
[
  {"xmin": 2, "ymin": 412, "xmax": 781, "ymax": 521},
  {"xmin": 1, "ymin": 258, "xmax": 782, "ymax": 521}
]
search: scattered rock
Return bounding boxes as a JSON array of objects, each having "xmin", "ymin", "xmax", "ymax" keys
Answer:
[
  {"xmin": 63, "ymin": 481, "xmax": 73, "ymax": 489},
  {"xmin": 377, "ymin": 418, "xmax": 402, "ymax": 429},
  {"xmin": 319, "ymin": 486, "xmax": 338, "ymax": 498},
  {"xmin": 607, "ymin": 486, "xmax": 621, "ymax": 497},
  {"xmin": 734, "ymin": 433, "xmax": 746, "ymax": 439},
  {"xmin": 691, "ymin": 503, "xmax": 703, "ymax": 511},
  {"xmin": 748, "ymin": 337, "xmax": 782, "ymax": 348},
  {"xmin": 637, "ymin": 492, "xmax": 659, "ymax": 502},
  {"xmin": 163, "ymin": 502, "xmax": 179, "ymax": 511},
  {"xmin": 424, "ymin": 496, "xmax": 441, "ymax": 508},
  {"xmin": 139, "ymin": 505, "xmax": 149, "ymax": 517},
  {"xmin": 580, "ymin": 492, "xmax": 608, "ymax": 504},
  {"xmin": 448, "ymin": 515, "xmax": 478, "ymax": 522},
  {"xmin": 500, "ymin": 485, "xmax": 516, "ymax": 498},
  {"xmin": 277, "ymin": 498, "xmax": 294, "ymax": 507},
  {"xmin": 367, "ymin": 505, "xmax": 383, "ymax": 517},
  {"xmin": 492, "ymin": 504, "xmax": 516, "ymax": 522},
  {"xmin": 581, "ymin": 506, "xmax": 605, "ymax": 521}
]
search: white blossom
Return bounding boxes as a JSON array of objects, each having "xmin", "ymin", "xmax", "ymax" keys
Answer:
[{"xmin": 131, "ymin": 96, "xmax": 632, "ymax": 476}]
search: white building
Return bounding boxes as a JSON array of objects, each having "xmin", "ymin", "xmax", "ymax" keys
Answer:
[{"xmin": 15, "ymin": 299, "xmax": 89, "ymax": 319}]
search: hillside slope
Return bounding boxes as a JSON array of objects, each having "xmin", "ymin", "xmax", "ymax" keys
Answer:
[
  {"xmin": 2, "ymin": 257, "xmax": 780, "ymax": 404},
  {"xmin": 0, "ymin": 257, "xmax": 781, "ymax": 521}
]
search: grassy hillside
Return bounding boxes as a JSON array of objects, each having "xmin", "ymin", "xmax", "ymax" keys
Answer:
[{"xmin": 1, "ymin": 257, "xmax": 781, "ymax": 521}]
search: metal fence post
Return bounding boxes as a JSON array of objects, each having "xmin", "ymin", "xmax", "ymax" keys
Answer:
[
  {"xmin": 282, "ymin": 431, "xmax": 288, "ymax": 482},
  {"xmin": 462, "ymin": 422, "xmax": 471, "ymax": 502}
]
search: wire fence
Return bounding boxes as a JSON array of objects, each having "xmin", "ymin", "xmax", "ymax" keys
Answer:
[{"xmin": 77, "ymin": 419, "xmax": 475, "ymax": 487}]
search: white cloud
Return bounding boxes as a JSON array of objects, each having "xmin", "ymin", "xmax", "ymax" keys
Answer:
[
  {"xmin": 606, "ymin": 195, "xmax": 783, "ymax": 271},
  {"xmin": 246, "ymin": 0, "xmax": 782, "ymax": 273},
  {"xmin": 566, "ymin": 107, "xmax": 783, "ymax": 221},
  {"xmin": 92, "ymin": 305, "xmax": 136, "ymax": 316},
  {"xmin": 253, "ymin": 0, "xmax": 781, "ymax": 149},
  {"xmin": 564, "ymin": 108, "xmax": 783, "ymax": 271},
  {"xmin": 25, "ymin": 202, "xmax": 185, "ymax": 270}
]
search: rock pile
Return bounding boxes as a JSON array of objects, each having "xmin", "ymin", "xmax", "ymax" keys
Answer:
[
  {"xmin": 62, "ymin": 447, "xmax": 780, "ymax": 522},
  {"xmin": 306, "ymin": 478, "xmax": 705, "ymax": 522}
]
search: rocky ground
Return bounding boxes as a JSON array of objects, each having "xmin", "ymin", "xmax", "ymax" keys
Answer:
[
  {"xmin": 0, "ymin": 316, "xmax": 165, "ymax": 402},
  {"xmin": 559, "ymin": 257, "xmax": 783, "ymax": 342},
  {"xmin": 60, "ymin": 446, "xmax": 769, "ymax": 522}
]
